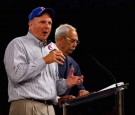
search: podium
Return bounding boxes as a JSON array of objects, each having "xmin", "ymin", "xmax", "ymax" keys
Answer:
[{"xmin": 62, "ymin": 82, "xmax": 129, "ymax": 115}]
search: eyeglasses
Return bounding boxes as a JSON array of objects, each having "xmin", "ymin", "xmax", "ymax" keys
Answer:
[{"xmin": 65, "ymin": 37, "xmax": 80, "ymax": 44}]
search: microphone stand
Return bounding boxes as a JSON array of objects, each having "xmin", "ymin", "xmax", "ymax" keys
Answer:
[
  {"xmin": 89, "ymin": 55, "xmax": 124, "ymax": 115},
  {"xmin": 90, "ymin": 55, "xmax": 118, "ymax": 88}
]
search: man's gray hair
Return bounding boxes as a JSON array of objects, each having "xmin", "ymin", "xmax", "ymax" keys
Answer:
[{"xmin": 55, "ymin": 24, "xmax": 77, "ymax": 42}]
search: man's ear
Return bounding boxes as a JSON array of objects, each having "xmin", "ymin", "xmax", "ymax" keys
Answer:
[{"xmin": 28, "ymin": 21, "xmax": 32, "ymax": 26}]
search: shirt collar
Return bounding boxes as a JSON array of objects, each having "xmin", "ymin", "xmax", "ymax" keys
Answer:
[{"xmin": 27, "ymin": 32, "xmax": 47, "ymax": 47}]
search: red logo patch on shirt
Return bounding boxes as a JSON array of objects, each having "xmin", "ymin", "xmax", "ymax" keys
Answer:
[{"xmin": 48, "ymin": 45, "xmax": 53, "ymax": 50}]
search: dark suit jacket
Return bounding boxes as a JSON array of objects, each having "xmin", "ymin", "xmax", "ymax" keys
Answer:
[{"xmin": 58, "ymin": 56, "xmax": 86, "ymax": 96}]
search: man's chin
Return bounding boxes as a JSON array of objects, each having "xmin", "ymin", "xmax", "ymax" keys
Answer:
[{"xmin": 69, "ymin": 50, "xmax": 74, "ymax": 54}]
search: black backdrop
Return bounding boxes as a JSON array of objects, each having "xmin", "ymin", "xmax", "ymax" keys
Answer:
[{"xmin": 0, "ymin": 0, "xmax": 135, "ymax": 115}]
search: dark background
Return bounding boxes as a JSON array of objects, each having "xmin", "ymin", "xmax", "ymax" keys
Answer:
[{"xmin": 0, "ymin": 0, "xmax": 134, "ymax": 115}]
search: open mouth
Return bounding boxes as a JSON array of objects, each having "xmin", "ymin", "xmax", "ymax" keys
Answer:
[{"xmin": 43, "ymin": 31, "xmax": 48, "ymax": 35}]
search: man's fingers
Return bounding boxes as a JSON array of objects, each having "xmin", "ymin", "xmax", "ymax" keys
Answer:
[
  {"xmin": 69, "ymin": 67, "xmax": 74, "ymax": 76},
  {"xmin": 46, "ymin": 50, "xmax": 66, "ymax": 64}
]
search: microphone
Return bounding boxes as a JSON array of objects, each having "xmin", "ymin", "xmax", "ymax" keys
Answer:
[
  {"xmin": 89, "ymin": 55, "xmax": 118, "ymax": 88},
  {"xmin": 89, "ymin": 55, "xmax": 124, "ymax": 115},
  {"xmin": 44, "ymin": 42, "xmax": 58, "ymax": 53}
]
